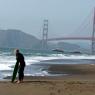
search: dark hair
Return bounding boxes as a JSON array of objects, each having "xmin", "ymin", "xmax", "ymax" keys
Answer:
[{"xmin": 15, "ymin": 49, "xmax": 19, "ymax": 53}]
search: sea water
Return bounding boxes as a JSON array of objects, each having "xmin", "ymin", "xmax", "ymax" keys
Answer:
[{"xmin": 0, "ymin": 48, "xmax": 95, "ymax": 80}]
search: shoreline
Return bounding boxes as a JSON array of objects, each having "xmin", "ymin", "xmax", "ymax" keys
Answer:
[
  {"xmin": 1, "ymin": 63, "xmax": 95, "ymax": 95},
  {"xmin": 48, "ymin": 63, "xmax": 95, "ymax": 74},
  {"xmin": 3, "ymin": 63, "xmax": 95, "ymax": 80},
  {"xmin": 1, "ymin": 75, "xmax": 95, "ymax": 95}
]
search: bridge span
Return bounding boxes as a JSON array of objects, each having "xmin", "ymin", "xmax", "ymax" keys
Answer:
[
  {"xmin": 42, "ymin": 8, "xmax": 95, "ymax": 54},
  {"xmin": 47, "ymin": 37, "xmax": 95, "ymax": 41}
]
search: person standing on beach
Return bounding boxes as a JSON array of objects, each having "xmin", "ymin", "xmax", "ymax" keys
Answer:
[{"xmin": 15, "ymin": 49, "xmax": 26, "ymax": 83}]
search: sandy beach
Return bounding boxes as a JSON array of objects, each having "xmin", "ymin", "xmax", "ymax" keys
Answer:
[{"xmin": 1, "ymin": 64, "xmax": 95, "ymax": 95}]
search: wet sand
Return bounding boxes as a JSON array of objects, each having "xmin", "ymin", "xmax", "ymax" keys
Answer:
[
  {"xmin": 1, "ymin": 64, "xmax": 95, "ymax": 95},
  {"xmin": 48, "ymin": 63, "xmax": 95, "ymax": 74}
]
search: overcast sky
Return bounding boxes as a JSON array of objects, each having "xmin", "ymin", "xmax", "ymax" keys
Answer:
[{"xmin": 0, "ymin": 0, "xmax": 95, "ymax": 39}]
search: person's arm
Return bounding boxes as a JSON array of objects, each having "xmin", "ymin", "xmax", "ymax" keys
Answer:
[{"xmin": 16, "ymin": 54, "xmax": 20, "ymax": 66}]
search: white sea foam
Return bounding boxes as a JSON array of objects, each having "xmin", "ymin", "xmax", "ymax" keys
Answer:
[
  {"xmin": 26, "ymin": 54, "xmax": 95, "ymax": 62},
  {"xmin": 0, "ymin": 53, "xmax": 95, "ymax": 79},
  {"xmin": 0, "ymin": 64, "xmax": 13, "ymax": 70},
  {"xmin": 29, "ymin": 71, "xmax": 49, "ymax": 76},
  {"xmin": 0, "ymin": 54, "xmax": 95, "ymax": 70}
]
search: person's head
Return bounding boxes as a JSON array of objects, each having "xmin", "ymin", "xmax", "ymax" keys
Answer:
[{"xmin": 14, "ymin": 49, "xmax": 19, "ymax": 55}]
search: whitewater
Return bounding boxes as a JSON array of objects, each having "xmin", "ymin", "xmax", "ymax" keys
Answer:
[{"xmin": 0, "ymin": 49, "xmax": 95, "ymax": 80}]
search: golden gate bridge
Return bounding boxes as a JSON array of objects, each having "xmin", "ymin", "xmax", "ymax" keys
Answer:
[{"xmin": 42, "ymin": 8, "xmax": 95, "ymax": 54}]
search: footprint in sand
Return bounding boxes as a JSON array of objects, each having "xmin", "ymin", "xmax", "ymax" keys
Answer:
[
  {"xmin": 49, "ymin": 86, "xmax": 55, "ymax": 90},
  {"xmin": 57, "ymin": 89, "xmax": 61, "ymax": 94},
  {"xmin": 50, "ymin": 92, "xmax": 56, "ymax": 95}
]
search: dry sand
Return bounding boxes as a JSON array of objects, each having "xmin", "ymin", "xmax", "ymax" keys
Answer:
[{"xmin": 1, "ymin": 64, "xmax": 95, "ymax": 95}]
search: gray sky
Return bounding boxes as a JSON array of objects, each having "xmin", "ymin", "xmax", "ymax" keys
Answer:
[{"xmin": 0, "ymin": 0, "xmax": 95, "ymax": 39}]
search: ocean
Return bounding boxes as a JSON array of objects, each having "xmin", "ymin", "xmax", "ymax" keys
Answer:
[{"xmin": 0, "ymin": 48, "xmax": 95, "ymax": 80}]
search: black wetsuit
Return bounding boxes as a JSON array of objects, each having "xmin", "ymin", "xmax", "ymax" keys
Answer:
[{"xmin": 16, "ymin": 52, "xmax": 25, "ymax": 81}]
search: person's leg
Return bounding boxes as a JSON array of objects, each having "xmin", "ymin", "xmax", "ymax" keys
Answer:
[
  {"xmin": 18, "ymin": 66, "xmax": 25, "ymax": 82},
  {"xmin": 21, "ymin": 66, "xmax": 25, "ymax": 81},
  {"xmin": 17, "ymin": 67, "xmax": 22, "ymax": 83}
]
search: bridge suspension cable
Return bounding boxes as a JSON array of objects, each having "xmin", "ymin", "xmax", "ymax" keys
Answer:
[
  {"xmin": 92, "ymin": 7, "xmax": 95, "ymax": 54},
  {"xmin": 41, "ymin": 8, "xmax": 95, "ymax": 54}
]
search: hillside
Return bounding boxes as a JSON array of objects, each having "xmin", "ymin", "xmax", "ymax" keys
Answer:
[
  {"xmin": 0, "ymin": 29, "xmax": 89, "ymax": 53},
  {"xmin": 0, "ymin": 29, "xmax": 40, "ymax": 49}
]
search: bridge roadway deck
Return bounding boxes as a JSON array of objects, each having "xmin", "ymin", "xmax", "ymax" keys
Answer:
[{"xmin": 47, "ymin": 37, "xmax": 95, "ymax": 41}]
